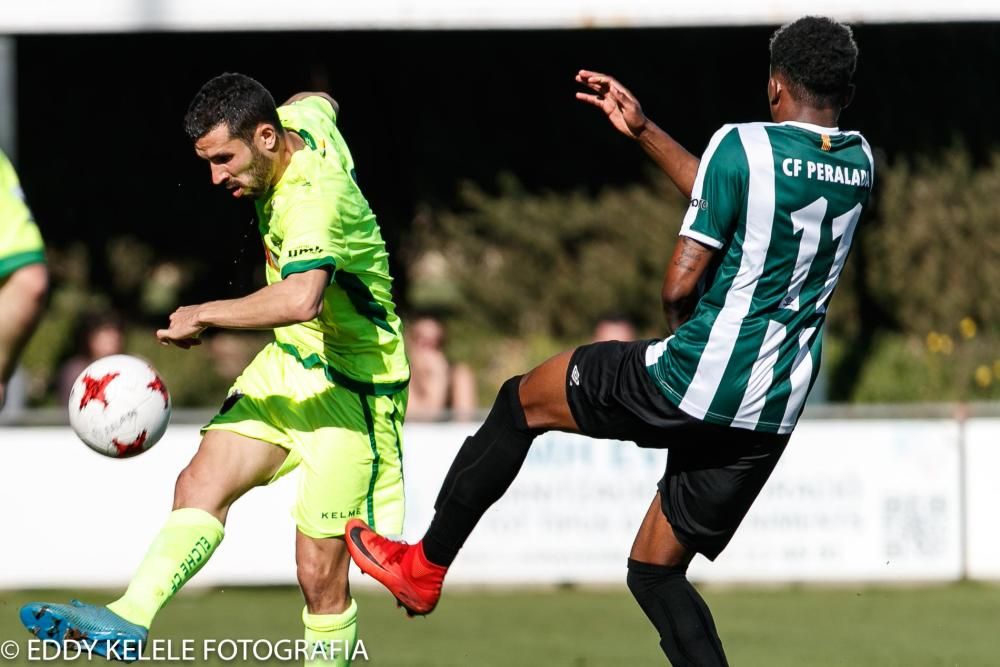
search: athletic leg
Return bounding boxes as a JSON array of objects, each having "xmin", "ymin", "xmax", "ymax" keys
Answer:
[
  {"xmin": 20, "ymin": 430, "xmax": 287, "ymax": 657},
  {"xmin": 297, "ymin": 532, "xmax": 357, "ymax": 666},
  {"xmin": 346, "ymin": 349, "xmax": 579, "ymax": 613},
  {"xmin": 110, "ymin": 429, "xmax": 287, "ymax": 627},
  {"xmin": 627, "ymin": 494, "xmax": 728, "ymax": 666},
  {"xmin": 420, "ymin": 349, "xmax": 578, "ymax": 565}
]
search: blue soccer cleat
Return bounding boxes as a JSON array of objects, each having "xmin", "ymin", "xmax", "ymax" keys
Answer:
[{"xmin": 19, "ymin": 600, "xmax": 147, "ymax": 662}]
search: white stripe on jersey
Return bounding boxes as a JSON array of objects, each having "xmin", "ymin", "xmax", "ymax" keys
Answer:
[
  {"xmin": 679, "ymin": 124, "xmax": 776, "ymax": 419},
  {"xmin": 782, "ymin": 196, "xmax": 827, "ymax": 312},
  {"xmin": 679, "ymin": 124, "xmax": 735, "ymax": 250},
  {"xmin": 780, "ymin": 326, "xmax": 818, "ymax": 432},
  {"xmin": 816, "ymin": 203, "xmax": 863, "ymax": 313},
  {"xmin": 733, "ymin": 319, "xmax": 786, "ymax": 428},
  {"xmin": 846, "ymin": 131, "xmax": 876, "ymax": 182}
]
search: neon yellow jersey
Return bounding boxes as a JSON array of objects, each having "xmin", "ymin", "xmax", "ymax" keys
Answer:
[
  {"xmin": 0, "ymin": 150, "xmax": 45, "ymax": 278},
  {"xmin": 256, "ymin": 96, "xmax": 408, "ymax": 393}
]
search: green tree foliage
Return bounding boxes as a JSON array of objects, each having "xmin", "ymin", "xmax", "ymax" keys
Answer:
[
  {"xmin": 405, "ymin": 174, "xmax": 686, "ymax": 393},
  {"xmin": 408, "ymin": 173, "xmax": 684, "ymax": 338},
  {"xmin": 865, "ymin": 148, "xmax": 1000, "ymax": 337}
]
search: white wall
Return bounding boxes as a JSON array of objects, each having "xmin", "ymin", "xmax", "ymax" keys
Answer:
[
  {"xmin": 0, "ymin": 417, "xmax": 991, "ymax": 588},
  {"xmin": 2, "ymin": 0, "xmax": 999, "ymax": 33}
]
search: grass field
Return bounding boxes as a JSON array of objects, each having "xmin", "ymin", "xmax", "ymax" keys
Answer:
[{"xmin": 1, "ymin": 583, "xmax": 997, "ymax": 666}]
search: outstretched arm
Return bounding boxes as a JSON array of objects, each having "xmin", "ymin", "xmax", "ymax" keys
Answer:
[
  {"xmin": 155, "ymin": 268, "xmax": 330, "ymax": 348},
  {"xmin": 575, "ymin": 70, "xmax": 699, "ymax": 199}
]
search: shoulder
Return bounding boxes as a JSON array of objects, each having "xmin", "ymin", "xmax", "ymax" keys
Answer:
[
  {"xmin": 280, "ymin": 93, "xmax": 339, "ymax": 121},
  {"xmin": 842, "ymin": 130, "xmax": 875, "ymax": 172},
  {"xmin": 701, "ymin": 123, "xmax": 756, "ymax": 173}
]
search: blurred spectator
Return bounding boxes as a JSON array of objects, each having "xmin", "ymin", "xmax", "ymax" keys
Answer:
[
  {"xmin": 57, "ymin": 311, "xmax": 126, "ymax": 405},
  {"xmin": 591, "ymin": 313, "xmax": 637, "ymax": 343},
  {"xmin": 406, "ymin": 314, "xmax": 478, "ymax": 421}
]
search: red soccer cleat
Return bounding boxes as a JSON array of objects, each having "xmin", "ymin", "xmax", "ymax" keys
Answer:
[{"xmin": 345, "ymin": 519, "xmax": 447, "ymax": 616}]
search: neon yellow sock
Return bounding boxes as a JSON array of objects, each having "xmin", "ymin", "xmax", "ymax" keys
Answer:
[
  {"xmin": 303, "ymin": 600, "xmax": 359, "ymax": 667},
  {"xmin": 107, "ymin": 508, "xmax": 224, "ymax": 628}
]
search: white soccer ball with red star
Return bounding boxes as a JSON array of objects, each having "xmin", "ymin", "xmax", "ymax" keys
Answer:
[{"xmin": 68, "ymin": 354, "xmax": 171, "ymax": 458}]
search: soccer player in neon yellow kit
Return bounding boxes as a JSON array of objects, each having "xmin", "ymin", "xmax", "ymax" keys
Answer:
[
  {"xmin": 21, "ymin": 74, "xmax": 408, "ymax": 665},
  {"xmin": 0, "ymin": 149, "xmax": 47, "ymax": 411}
]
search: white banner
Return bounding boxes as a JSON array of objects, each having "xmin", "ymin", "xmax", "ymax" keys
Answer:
[
  {"xmin": 963, "ymin": 418, "xmax": 1000, "ymax": 579},
  {"xmin": 690, "ymin": 420, "xmax": 962, "ymax": 582},
  {"xmin": 0, "ymin": 418, "xmax": 966, "ymax": 588},
  {"xmin": 401, "ymin": 427, "xmax": 668, "ymax": 584}
]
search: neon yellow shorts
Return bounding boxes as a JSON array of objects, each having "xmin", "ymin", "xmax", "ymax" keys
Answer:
[{"xmin": 203, "ymin": 342, "xmax": 406, "ymax": 539}]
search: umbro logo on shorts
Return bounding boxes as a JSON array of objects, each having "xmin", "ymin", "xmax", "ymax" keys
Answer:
[{"xmin": 570, "ymin": 365, "xmax": 581, "ymax": 386}]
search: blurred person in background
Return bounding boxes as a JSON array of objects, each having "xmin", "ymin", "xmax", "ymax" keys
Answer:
[
  {"xmin": 0, "ymin": 148, "xmax": 47, "ymax": 412},
  {"xmin": 57, "ymin": 311, "xmax": 127, "ymax": 405},
  {"xmin": 348, "ymin": 17, "xmax": 870, "ymax": 666},
  {"xmin": 21, "ymin": 73, "xmax": 408, "ymax": 666},
  {"xmin": 591, "ymin": 313, "xmax": 638, "ymax": 343},
  {"xmin": 406, "ymin": 313, "xmax": 478, "ymax": 421}
]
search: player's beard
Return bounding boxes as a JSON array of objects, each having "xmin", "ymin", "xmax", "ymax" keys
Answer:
[{"xmin": 244, "ymin": 145, "xmax": 274, "ymax": 200}]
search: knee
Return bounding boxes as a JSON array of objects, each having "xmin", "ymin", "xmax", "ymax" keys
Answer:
[
  {"xmin": 626, "ymin": 558, "xmax": 686, "ymax": 597},
  {"xmin": 9, "ymin": 264, "xmax": 49, "ymax": 306},
  {"xmin": 173, "ymin": 463, "xmax": 225, "ymax": 516},
  {"xmin": 174, "ymin": 463, "xmax": 202, "ymax": 500},
  {"xmin": 497, "ymin": 375, "xmax": 535, "ymax": 434}
]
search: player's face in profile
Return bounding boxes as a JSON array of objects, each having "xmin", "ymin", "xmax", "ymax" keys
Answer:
[{"xmin": 194, "ymin": 124, "xmax": 274, "ymax": 200}]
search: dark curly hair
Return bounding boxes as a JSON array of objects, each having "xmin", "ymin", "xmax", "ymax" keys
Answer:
[
  {"xmin": 183, "ymin": 73, "xmax": 281, "ymax": 144},
  {"xmin": 769, "ymin": 16, "xmax": 858, "ymax": 108}
]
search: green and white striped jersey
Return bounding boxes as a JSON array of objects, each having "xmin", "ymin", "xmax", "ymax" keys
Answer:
[{"xmin": 645, "ymin": 121, "xmax": 874, "ymax": 434}]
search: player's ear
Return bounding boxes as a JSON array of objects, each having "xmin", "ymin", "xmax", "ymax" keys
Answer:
[
  {"xmin": 256, "ymin": 123, "xmax": 279, "ymax": 152},
  {"xmin": 767, "ymin": 76, "xmax": 781, "ymax": 107}
]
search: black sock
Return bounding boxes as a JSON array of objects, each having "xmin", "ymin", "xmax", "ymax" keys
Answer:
[
  {"xmin": 626, "ymin": 558, "xmax": 729, "ymax": 667},
  {"xmin": 422, "ymin": 376, "xmax": 540, "ymax": 567}
]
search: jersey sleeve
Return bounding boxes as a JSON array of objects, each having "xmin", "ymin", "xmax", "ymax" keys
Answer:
[
  {"xmin": 679, "ymin": 125, "xmax": 748, "ymax": 249},
  {"xmin": 280, "ymin": 95, "xmax": 337, "ymax": 139},
  {"xmin": 0, "ymin": 152, "xmax": 35, "ymax": 232},
  {"xmin": 298, "ymin": 95, "xmax": 337, "ymax": 124},
  {"xmin": 277, "ymin": 200, "xmax": 347, "ymax": 280},
  {"xmin": 0, "ymin": 151, "xmax": 45, "ymax": 276}
]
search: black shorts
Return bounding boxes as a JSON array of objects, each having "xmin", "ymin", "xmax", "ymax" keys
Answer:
[{"xmin": 565, "ymin": 339, "xmax": 789, "ymax": 560}]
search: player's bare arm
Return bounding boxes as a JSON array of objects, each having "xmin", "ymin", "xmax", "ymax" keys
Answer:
[
  {"xmin": 156, "ymin": 268, "xmax": 330, "ymax": 348},
  {"xmin": 575, "ymin": 69, "xmax": 700, "ymax": 198},
  {"xmin": 283, "ymin": 91, "xmax": 340, "ymax": 116},
  {"xmin": 661, "ymin": 236, "xmax": 714, "ymax": 334}
]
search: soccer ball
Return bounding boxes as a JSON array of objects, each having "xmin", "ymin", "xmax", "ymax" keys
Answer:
[{"xmin": 68, "ymin": 354, "xmax": 172, "ymax": 458}]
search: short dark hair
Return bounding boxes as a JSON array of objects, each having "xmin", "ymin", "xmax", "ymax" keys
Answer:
[
  {"xmin": 183, "ymin": 73, "xmax": 281, "ymax": 144},
  {"xmin": 769, "ymin": 16, "xmax": 858, "ymax": 108}
]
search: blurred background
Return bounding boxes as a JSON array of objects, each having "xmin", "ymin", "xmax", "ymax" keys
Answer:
[{"xmin": 1, "ymin": 2, "xmax": 1000, "ymax": 665}]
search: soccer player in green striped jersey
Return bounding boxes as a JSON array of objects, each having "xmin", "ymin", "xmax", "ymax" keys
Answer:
[
  {"xmin": 21, "ymin": 74, "xmax": 406, "ymax": 665},
  {"xmin": 347, "ymin": 16, "xmax": 865, "ymax": 666},
  {"xmin": 0, "ymin": 149, "xmax": 47, "ymax": 411}
]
